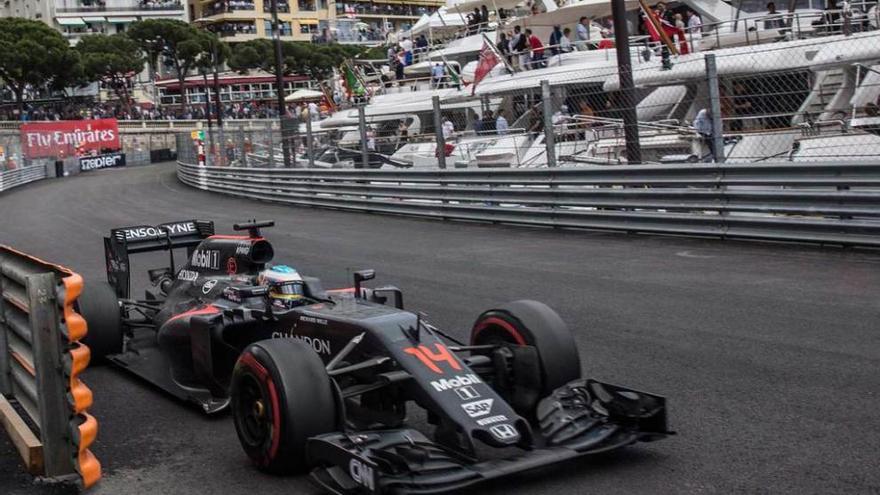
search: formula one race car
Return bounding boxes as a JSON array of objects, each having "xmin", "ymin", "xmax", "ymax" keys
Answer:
[{"xmin": 78, "ymin": 219, "xmax": 672, "ymax": 494}]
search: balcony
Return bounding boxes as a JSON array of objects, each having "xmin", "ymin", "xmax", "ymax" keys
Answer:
[
  {"xmin": 208, "ymin": 20, "xmax": 257, "ymax": 37},
  {"xmin": 204, "ymin": 0, "xmax": 256, "ymax": 17},
  {"xmin": 336, "ymin": 3, "xmax": 431, "ymax": 18},
  {"xmin": 55, "ymin": 0, "xmax": 184, "ymax": 12},
  {"xmin": 262, "ymin": 0, "xmax": 290, "ymax": 12}
]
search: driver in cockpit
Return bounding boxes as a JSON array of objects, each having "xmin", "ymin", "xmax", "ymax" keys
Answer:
[{"xmin": 256, "ymin": 265, "xmax": 309, "ymax": 309}]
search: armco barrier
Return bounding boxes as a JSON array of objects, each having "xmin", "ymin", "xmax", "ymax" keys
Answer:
[
  {"xmin": 177, "ymin": 161, "xmax": 880, "ymax": 247},
  {"xmin": 0, "ymin": 165, "xmax": 47, "ymax": 193},
  {"xmin": 0, "ymin": 246, "xmax": 100, "ymax": 488}
]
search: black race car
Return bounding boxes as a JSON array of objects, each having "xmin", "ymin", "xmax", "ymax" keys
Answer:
[{"xmin": 79, "ymin": 219, "xmax": 672, "ymax": 494}]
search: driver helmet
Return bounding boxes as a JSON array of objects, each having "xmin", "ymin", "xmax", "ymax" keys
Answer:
[{"xmin": 257, "ymin": 265, "xmax": 306, "ymax": 309}]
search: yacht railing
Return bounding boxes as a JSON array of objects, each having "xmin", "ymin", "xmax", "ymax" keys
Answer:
[{"xmin": 682, "ymin": 8, "xmax": 879, "ymax": 52}]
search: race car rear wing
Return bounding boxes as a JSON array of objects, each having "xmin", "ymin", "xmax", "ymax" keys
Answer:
[{"xmin": 104, "ymin": 220, "xmax": 214, "ymax": 298}]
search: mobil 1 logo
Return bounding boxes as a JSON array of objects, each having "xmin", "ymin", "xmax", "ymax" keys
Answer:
[{"xmin": 191, "ymin": 249, "xmax": 220, "ymax": 270}]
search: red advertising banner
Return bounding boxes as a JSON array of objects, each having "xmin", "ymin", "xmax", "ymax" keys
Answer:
[{"xmin": 20, "ymin": 119, "xmax": 121, "ymax": 159}]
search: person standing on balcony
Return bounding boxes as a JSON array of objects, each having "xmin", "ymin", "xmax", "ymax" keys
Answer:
[
  {"xmin": 400, "ymin": 36, "xmax": 413, "ymax": 65},
  {"xmin": 686, "ymin": 10, "xmax": 703, "ymax": 33},
  {"xmin": 480, "ymin": 5, "xmax": 490, "ymax": 30},
  {"xmin": 693, "ymin": 107, "xmax": 715, "ymax": 162},
  {"xmin": 510, "ymin": 26, "xmax": 528, "ymax": 70},
  {"xmin": 560, "ymin": 28, "xmax": 573, "ymax": 52},
  {"xmin": 496, "ymin": 111, "xmax": 509, "ymax": 135},
  {"xmin": 442, "ymin": 116, "xmax": 455, "ymax": 140},
  {"xmin": 764, "ymin": 2, "xmax": 786, "ymax": 29},
  {"xmin": 548, "ymin": 25, "xmax": 563, "ymax": 56},
  {"xmin": 432, "ymin": 63, "xmax": 445, "ymax": 88},
  {"xmin": 526, "ymin": 29, "xmax": 545, "ymax": 69},
  {"xmin": 576, "ymin": 16, "xmax": 591, "ymax": 50}
]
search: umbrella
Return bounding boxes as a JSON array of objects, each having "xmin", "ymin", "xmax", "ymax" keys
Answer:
[{"xmin": 284, "ymin": 89, "xmax": 324, "ymax": 102}]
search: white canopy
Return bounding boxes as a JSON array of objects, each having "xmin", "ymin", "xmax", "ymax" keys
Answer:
[
  {"xmin": 284, "ymin": 89, "xmax": 324, "ymax": 102},
  {"xmin": 411, "ymin": 7, "xmax": 467, "ymax": 37},
  {"xmin": 449, "ymin": 0, "xmax": 523, "ymax": 14},
  {"xmin": 511, "ymin": 0, "xmax": 640, "ymax": 28}
]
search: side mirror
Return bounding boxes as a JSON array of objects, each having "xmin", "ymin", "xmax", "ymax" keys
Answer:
[{"xmin": 353, "ymin": 269, "xmax": 376, "ymax": 298}]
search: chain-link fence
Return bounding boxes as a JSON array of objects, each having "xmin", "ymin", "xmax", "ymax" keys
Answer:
[{"xmin": 176, "ymin": 18, "xmax": 880, "ymax": 169}]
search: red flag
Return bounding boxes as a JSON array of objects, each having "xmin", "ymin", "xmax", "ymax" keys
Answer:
[
  {"xmin": 471, "ymin": 43, "xmax": 499, "ymax": 95},
  {"xmin": 641, "ymin": 7, "xmax": 689, "ymax": 55}
]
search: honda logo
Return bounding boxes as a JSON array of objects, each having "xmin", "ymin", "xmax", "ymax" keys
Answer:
[{"xmin": 489, "ymin": 424, "xmax": 518, "ymax": 441}]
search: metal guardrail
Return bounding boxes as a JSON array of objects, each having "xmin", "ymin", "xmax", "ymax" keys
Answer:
[
  {"xmin": 0, "ymin": 166, "xmax": 47, "ymax": 193},
  {"xmin": 177, "ymin": 161, "xmax": 880, "ymax": 247},
  {"xmin": 0, "ymin": 119, "xmax": 279, "ymax": 132},
  {"xmin": 0, "ymin": 247, "xmax": 100, "ymax": 487}
]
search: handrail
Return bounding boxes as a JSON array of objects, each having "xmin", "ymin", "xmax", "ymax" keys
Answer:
[{"xmin": 0, "ymin": 166, "xmax": 47, "ymax": 193}]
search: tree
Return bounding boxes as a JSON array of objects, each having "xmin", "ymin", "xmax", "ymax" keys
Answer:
[
  {"xmin": 128, "ymin": 19, "xmax": 204, "ymax": 110},
  {"xmin": 194, "ymin": 32, "xmax": 230, "ymax": 129},
  {"xmin": 76, "ymin": 34, "xmax": 145, "ymax": 112},
  {"xmin": 229, "ymin": 40, "xmax": 361, "ymax": 80},
  {"xmin": 0, "ymin": 18, "xmax": 81, "ymax": 117},
  {"xmin": 228, "ymin": 39, "xmax": 277, "ymax": 75}
]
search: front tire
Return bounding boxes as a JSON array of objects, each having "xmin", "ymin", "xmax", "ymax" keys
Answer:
[
  {"xmin": 76, "ymin": 281, "xmax": 122, "ymax": 361},
  {"xmin": 230, "ymin": 339, "xmax": 337, "ymax": 474},
  {"xmin": 471, "ymin": 300, "xmax": 582, "ymax": 415}
]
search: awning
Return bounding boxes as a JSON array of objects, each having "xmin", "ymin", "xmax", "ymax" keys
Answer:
[
  {"xmin": 109, "ymin": 17, "xmax": 138, "ymax": 23},
  {"xmin": 57, "ymin": 17, "xmax": 86, "ymax": 26},
  {"xmin": 298, "ymin": 19, "xmax": 319, "ymax": 25},
  {"xmin": 82, "ymin": 16, "xmax": 107, "ymax": 22}
]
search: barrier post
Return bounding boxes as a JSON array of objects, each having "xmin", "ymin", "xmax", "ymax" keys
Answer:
[
  {"xmin": 27, "ymin": 273, "xmax": 75, "ymax": 478},
  {"xmin": 705, "ymin": 54, "xmax": 726, "ymax": 163},
  {"xmin": 358, "ymin": 104, "xmax": 369, "ymax": 169},
  {"xmin": 433, "ymin": 95, "xmax": 447, "ymax": 169},
  {"xmin": 541, "ymin": 80, "xmax": 558, "ymax": 168},
  {"xmin": 266, "ymin": 120, "xmax": 275, "ymax": 167},
  {"xmin": 238, "ymin": 127, "xmax": 248, "ymax": 168},
  {"xmin": 0, "ymin": 265, "xmax": 9, "ymax": 396},
  {"xmin": 306, "ymin": 115, "xmax": 315, "ymax": 169}
]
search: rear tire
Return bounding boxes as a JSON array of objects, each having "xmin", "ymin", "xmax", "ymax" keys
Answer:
[
  {"xmin": 471, "ymin": 300, "xmax": 582, "ymax": 415},
  {"xmin": 230, "ymin": 339, "xmax": 337, "ymax": 474},
  {"xmin": 76, "ymin": 281, "xmax": 122, "ymax": 361}
]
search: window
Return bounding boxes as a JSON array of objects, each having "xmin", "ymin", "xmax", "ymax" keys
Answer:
[
  {"xmin": 300, "ymin": 23, "xmax": 314, "ymax": 33},
  {"xmin": 263, "ymin": 20, "xmax": 292, "ymax": 35}
]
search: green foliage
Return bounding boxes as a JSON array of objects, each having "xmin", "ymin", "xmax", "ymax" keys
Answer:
[
  {"xmin": 76, "ymin": 34, "xmax": 145, "ymax": 104},
  {"xmin": 353, "ymin": 45, "xmax": 391, "ymax": 61},
  {"xmin": 127, "ymin": 19, "xmax": 208, "ymax": 107},
  {"xmin": 0, "ymin": 18, "xmax": 81, "ymax": 109},
  {"xmin": 229, "ymin": 40, "xmax": 362, "ymax": 80},
  {"xmin": 194, "ymin": 32, "xmax": 231, "ymax": 75}
]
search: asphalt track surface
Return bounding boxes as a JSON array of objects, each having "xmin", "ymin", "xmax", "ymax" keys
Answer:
[{"xmin": 1, "ymin": 162, "xmax": 878, "ymax": 495}]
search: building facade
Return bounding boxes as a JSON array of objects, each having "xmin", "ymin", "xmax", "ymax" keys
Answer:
[
  {"xmin": 2, "ymin": 0, "xmax": 188, "ymax": 44},
  {"xmin": 190, "ymin": 0, "xmax": 443, "ymax": 44}
]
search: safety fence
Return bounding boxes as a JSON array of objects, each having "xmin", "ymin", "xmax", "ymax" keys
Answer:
[
  {"xmin": 0, "ymin": 247, "xmax": 101, "ymax": 488},
  {"xmin": 177, "ymin": 160, "xmax": 880, "ymax": 247},
  {"xmin": 0, "ymin": 165, "xmax": 47, "ymax": 194},
  {"xmin": 0, "ymin": 119, "xmax": 278, "ymax": 132}
]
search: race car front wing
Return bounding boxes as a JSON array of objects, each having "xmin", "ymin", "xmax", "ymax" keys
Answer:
[{"xmin": 308, "ymin": 378, "xmax": 671, "ymax": 494}]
